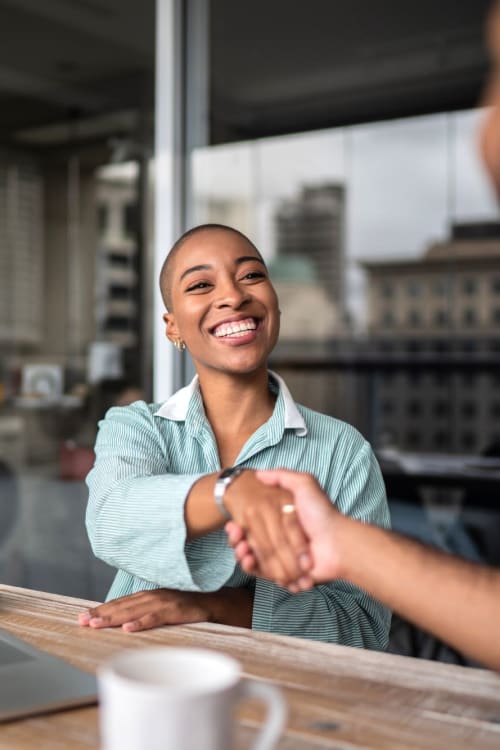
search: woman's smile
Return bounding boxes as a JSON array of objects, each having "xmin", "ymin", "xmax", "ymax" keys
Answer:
[{"xmin": 211, "ymin": 315, "xmax": 262, "ymax": 345}]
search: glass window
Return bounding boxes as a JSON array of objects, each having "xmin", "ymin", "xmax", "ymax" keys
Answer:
[
  {"xmin": 461, "ymin": 431, "xmax": 476, "ymax": 450},
  {"xmin": 0, "ymin": 2, "xmax": 154, "ymax": 600},
  {"xmin": 97, "ymin": 204, "xmax": 109, "ymax": 233},
  {"xmin": 433, "ymin": 278, "xmax": 448, "ymax": 296},
  {"xmin": 433, "ymin": 430, "xmax": 449, "ymax": 448},
  {"xmin": 192, "ymin": 98, "xmax": 497, "ymax": 468},
  {"xmin": 406, "ymin": 430, "xmax": 421, "ymax": 448},
  {"xmin": 407, "ymin": 279, "xmax": 422, "ymax": 297},
  {"xmin": 433, "ymin": 400, "xmax": 449, "ymax": 417},
  {"xmin": 434, "ymin": 309, "xmax": 449, "ymax": 326},
  {"xmin": 461, "ymin": 401, "xmax": 477, "ymax": 418},
  {"xmin": 462, "ymin": 277, "xmax": 477, "ymax": 295},
  {"xmin": 407, "ymin": 310, "xmax": 422, "ymax": 327},
  {"xmin": 407, "ymin": 399, "xmax": 421, "ymax": 416},
  {"xmin": 381, "ymin": 399, "xmax": 394, "ymax": 415},
  {"xmin": 382, "ymin": 310, "xmax": 395, "ymax": 327},
  {"xmin": 433, "ymin": 340, "xmax": 450, "ymax": 353},
  {"xmin": 381, "ymin": 281, "xmax": 394, "ymax": 299},
  {"xmin": 463, "ymin": 308, "xmax": 476, "ymax": 326},
  {"xmin": 461, "ymin": 374, "xmax": 477, "ymax": 387}
]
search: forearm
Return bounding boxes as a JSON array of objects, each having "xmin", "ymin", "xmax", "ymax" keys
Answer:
[
  {"xmin": 203, "ymin": 586, "xmax": 254, "ymax": 628},
  {"xmin": 184, "ymin": 473, "xmax": 226, "ymax": 538},
  {"xmin": 337, "ymin": 517, "xmax": 500, "ymax": 670}
]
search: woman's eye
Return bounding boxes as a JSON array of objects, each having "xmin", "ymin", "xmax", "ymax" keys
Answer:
[
  {"xmin": 186, "ymin": 281, "xmax": 211, "ymax": 292},
  {"xmin": 242, "ymin": 271, "xmax": 266, "ymax": 281}
]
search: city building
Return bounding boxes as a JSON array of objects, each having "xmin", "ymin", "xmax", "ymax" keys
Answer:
[
  {"xmin": 362, "ymin": 223, "xmax": 500, "ymax": 453},
  {"xmin": 274, "ymin": 185, "xmax": 346, "ymax": 311}
]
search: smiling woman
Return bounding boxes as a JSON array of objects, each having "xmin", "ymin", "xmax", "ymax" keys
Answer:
[{"xmin": 82, "ymin": 224, "xmax": 391, "ymax": 648}]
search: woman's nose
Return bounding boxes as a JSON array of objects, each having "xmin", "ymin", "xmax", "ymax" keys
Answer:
[{"xmin": 214, "ymin": 279, "xmax": 250, "ymax": 308}]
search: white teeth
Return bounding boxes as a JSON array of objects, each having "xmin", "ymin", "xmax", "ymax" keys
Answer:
[{"xmin": 214, "ymin": 319, "xmax": 257, "ymax": 338}]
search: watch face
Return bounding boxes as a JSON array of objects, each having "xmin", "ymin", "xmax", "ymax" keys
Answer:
[{"xmin": 219, "ymin": 467, "xmax": 240, "ymax": 479}]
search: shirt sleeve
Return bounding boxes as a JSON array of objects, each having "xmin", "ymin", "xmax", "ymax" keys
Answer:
[
  {"xmin": 251, "ymin": 440, "xmax": 392, "ymax": 648},
  {"xmin": 85, "ymin": 404, "xmax": 237, "ymax": 593}
]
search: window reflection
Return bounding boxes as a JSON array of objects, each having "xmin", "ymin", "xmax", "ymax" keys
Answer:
[{"xmin": 192, "ymin": 108, "xmax": 500, "ymax": 458}]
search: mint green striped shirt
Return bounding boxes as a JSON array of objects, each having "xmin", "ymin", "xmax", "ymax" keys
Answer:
[{"xmin": 86, "ymin": 372, "xmax": 391, "ymax": 649}]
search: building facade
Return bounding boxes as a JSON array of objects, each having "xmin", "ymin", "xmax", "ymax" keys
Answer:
[{"xmin": 362, "ymin": 223, "xmax": 500, "ymax": 454}]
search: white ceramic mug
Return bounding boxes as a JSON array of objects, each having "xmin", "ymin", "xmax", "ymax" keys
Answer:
[{"xmin": 98, "ymin": 647, "xmax": 287, "ymax": 750}]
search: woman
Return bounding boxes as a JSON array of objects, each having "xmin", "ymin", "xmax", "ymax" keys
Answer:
[{"xmin": 80, "ymin": 223, "xmax": 390, "ymax": 648}]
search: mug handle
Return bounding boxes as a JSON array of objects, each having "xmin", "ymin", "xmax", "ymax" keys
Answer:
[{"xmin": 238, "ymin": 680, "xmax": 287, "ymax": 750}]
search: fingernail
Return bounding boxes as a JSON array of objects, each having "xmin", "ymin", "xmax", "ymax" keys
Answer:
[
  {"xmin": 89, "ymin": 617, "xmax": 104, "ymax": 627},
  {"xmin": 78, "ymin": 612, "xmax": 91, "ymax": 625},
  {"xmin": 123, "ymin": 622, "xmax": 137, "ymax": 633},
  {"xmin": 299, "ymin": 553, "xmax": 312, "ymax": 570}
]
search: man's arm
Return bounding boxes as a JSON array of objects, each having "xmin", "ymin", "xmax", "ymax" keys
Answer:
[
  {"xmin": 228, "ymin": 470, "xmax": 500, "ymax": 670},
  {"xmin": 339, "ymin": 517, "xmax": 500, "ymax": 670}
]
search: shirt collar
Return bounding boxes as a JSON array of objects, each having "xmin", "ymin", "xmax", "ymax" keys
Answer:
[{"xmin": 154, "ymin": 370, "xmax": 307, "ymax": 436}]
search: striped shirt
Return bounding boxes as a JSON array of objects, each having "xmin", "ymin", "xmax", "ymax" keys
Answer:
[{"xmin": 86, "ymin": 371, "xmax": 391, "ymax": 649}]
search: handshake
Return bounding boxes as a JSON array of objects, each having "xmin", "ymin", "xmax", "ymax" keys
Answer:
[{"xmin": 222, "ymin": 469, "xmax": 345, "ymax": 591}]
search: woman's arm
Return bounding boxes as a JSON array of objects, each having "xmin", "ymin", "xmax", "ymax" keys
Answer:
[{"xmin": 86, "ymin": 404, "xmax": 310, "ymax": 593}]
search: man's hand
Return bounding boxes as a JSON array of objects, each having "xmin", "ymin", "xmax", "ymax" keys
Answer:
[
  {"xmin": 222, "ymin": 470, "xmax": 313, "ymax": 588},
  {"xmin": 77, "ymin": 587, "xmax": 254, "ymax": 632},
  {"xmin": 226, "ymin": 469, "xmax": 348, "ymax": 589}
]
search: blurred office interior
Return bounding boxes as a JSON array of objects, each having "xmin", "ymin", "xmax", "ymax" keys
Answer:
[{"xmin": 0, "ymin": 0, "xmax": 498, "ymax": 662}]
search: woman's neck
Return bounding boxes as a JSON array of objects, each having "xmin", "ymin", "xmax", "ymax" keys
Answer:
[{"xmin": 197, "ymin": 368, "xmax": 276, "ymax": 467}]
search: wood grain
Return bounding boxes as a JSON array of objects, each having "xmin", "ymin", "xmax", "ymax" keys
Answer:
[{"xmin": 0, "ymin": 584, "xmax": 499, "ymax": 749}]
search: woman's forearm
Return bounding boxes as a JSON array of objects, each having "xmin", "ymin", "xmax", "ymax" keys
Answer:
[{"xmin": 203, "ymin": 587, "xmax": 254, "ymax": 628}]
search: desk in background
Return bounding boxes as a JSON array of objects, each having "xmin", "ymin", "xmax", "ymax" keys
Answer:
[{"xmin": 0, "ymin": 585, "xmax": 499, "ymax": 750}]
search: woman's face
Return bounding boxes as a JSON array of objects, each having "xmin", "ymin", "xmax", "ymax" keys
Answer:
[{"xmin": 163, "ymin": 229, "xmax": 280, "ymax": 378}]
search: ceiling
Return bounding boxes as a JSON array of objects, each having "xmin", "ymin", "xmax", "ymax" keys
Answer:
[
  {"xmin": 0, "ymin": 0, "xmax": 154, "ymax": 153},
  {"xmin": 210, "ymin": 0, "xmax": 493, "ymax": 142},
  {"xmin": 0, "ymin": 0, "xmax": 493, "ymax": 153}
]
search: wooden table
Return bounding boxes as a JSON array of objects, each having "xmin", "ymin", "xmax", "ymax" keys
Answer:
[{"xmin": 1, "ymin": 585, "xmax": 500, "ymax": 749}]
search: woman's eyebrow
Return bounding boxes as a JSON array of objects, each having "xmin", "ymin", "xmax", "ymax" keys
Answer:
[
  {"xmin": 179, "ymin": 256, "xmax": 265, "ymax": 281},
  {"xmin": 235, "ymin": 255, "xmax": 266, "ymax": 267},
  {"xmin": 179, "ymin": 264, "xmax": 212, "ymax": 281}
]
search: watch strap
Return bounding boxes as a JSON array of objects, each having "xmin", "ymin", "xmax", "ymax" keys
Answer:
[{"xmin": 214, "ymin": 466, "xmax": 245, "ymax": 520}]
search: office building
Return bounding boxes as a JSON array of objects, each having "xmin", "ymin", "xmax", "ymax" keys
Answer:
[
  {"xmin": 362, "ymin": 223, "xmax": 500, "ymax": 453},
  {"xmin": 274, "ymin": 185, "xmax": 346, "ymax": 310}
]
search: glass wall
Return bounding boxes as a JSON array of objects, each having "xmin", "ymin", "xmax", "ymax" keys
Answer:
[
  {"xmin": 191, "ymin": 110, "xmax": 500, "ymax": 612},
  {"xmin": 0, "ymin": 1, "xmax": 155, "ymax": 599},
  {"xmin": 192, "ymin": 109, "xmax": 499, "ymax": 449}
]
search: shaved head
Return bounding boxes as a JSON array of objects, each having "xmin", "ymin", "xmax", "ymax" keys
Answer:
[{"xmin": 159, "ymin": 224, "xmax": 264, "ymax": 310}]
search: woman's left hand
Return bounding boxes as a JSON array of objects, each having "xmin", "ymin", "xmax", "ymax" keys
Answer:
[
  {"xmin": 78, "ymin": 589, "xmax": 213, "ymax": 632},
  {"xmin": 78, "ymin": 586, "xmax": 254, "ymax": 631}
]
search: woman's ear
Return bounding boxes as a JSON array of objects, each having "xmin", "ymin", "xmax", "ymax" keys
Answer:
[{"xmin": 163, "ymin": 312, "xmax": 180, "ymax": 344}]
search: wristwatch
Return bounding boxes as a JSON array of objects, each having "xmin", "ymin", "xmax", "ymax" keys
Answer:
[{"xmin": 214, "ymin": 466, "xmax": 245, "ymax": 520}]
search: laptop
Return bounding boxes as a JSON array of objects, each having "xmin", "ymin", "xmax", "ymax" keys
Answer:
[{"xmin": 0, "ymin": 627, "xmax": 97, "ymax": 722}]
